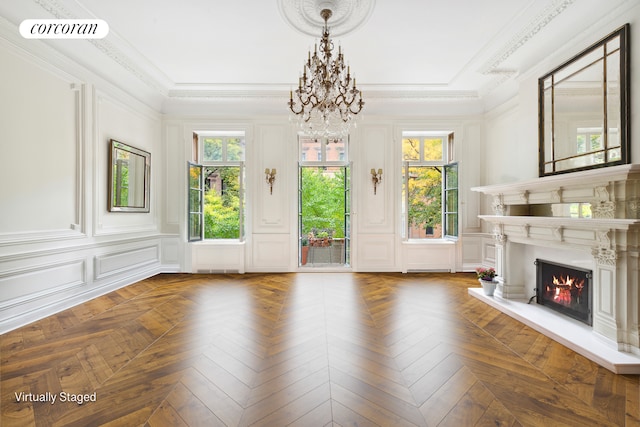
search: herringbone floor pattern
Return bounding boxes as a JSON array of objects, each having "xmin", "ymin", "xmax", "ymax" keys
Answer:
[{"xmin": 1, "ymin": 273, "xmax": 638, "ymax": 426}]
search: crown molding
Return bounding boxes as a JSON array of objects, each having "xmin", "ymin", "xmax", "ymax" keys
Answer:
[
  {"xmin": 478, "ymin": 0, "xmax": 576, "ymax": 76},
  {"xmin": 0, "ymin": 14, "xmax": 78, "ymax": 83},
  {"xmin": 166, "ymin": 83, "xmax": 479, "ymax": 102},
  {"xmin": 32, "ymin": 0, "xmax": 172, "ymax": 95}
]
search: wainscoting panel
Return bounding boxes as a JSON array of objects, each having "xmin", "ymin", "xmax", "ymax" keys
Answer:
[
  {"xmin": 94, "ymin": 245, "xmax": 160, "ymax": 280},
  {"xmin": 402, "ymin": 241, "xmax": 456, "ymax": 272},
  {"xmin": 460, "ymin": 234, "xmax": 484, "ymax": 271},
  {"xmin": 191, "ymin": 242, "xmax": 245, "ymax": 273},
  {"xmin": 250, "ymin": 234, "xmax": 291, "ymax": 271},
  {"xmin": 0, "ymin": 259, "xmax": 86, "ymax": 306},
  {"xmin": 161, "ymin": 236, "xmax": 182, "ymax": 269},
  {"xmin": 0, "ymin": 237, "xmax": 178, "ymax": 333},
  {"xmin": 355, "ymin": 234, "xmax": 396, "ymax": 271},
  {"xmin": 0, "ymin": 259, "xmax": 87, "ymax": 332}
]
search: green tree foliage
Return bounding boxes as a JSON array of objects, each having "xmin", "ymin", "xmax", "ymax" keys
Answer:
[
  {"xmin": 300, "ymin": 167, "xmax": 345, "ymax": 238},
  {"xmin": 204, "ymin": 166, "xmax": 240, "ymax": 239},
  {"xmin": 402, "ymin": 138, "xmax": 420, "ymax": 160},
  {"xmin": 402, "ymin": 137, "xmax": 446, "ymax": 237},
  {"xmin": 423, "ymin": 138, "xmax": 443, "ymax": 161},
  {"xmin": 203, "ymin": 137, "xmax": 222, "ymax": 160},
  {"xmin": 407, "ymin": 166, "xmax": 442, "ymax": 234},
  {"xmin": 402, "ymin": 137, "xmax": 443, "ymax": 162},
  {"xmin": 203, "ymin": 137, "xmax": 244, "ymax": 161}
]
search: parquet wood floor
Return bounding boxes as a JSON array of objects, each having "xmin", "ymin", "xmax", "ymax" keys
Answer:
[{"xmin": 1, "ymin": 272, "xmax": 639, "ymax": 426}]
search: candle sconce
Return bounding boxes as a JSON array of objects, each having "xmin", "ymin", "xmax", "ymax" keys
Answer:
[
  {"xmin": 265, "ymin": 168, "xmax": 276, "ymax": 194},
  {"xmin": 370, "ymin": 168, "xmax": 382, "ymax": 195}
]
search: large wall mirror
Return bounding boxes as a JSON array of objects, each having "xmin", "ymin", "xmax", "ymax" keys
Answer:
[
  {"xmin": 108, "ymin": 139, "xmax": 150, "ymax": 212},
  {"xmin": 539, "ymin": 24, "xmax": 629, "ymax": 176}
]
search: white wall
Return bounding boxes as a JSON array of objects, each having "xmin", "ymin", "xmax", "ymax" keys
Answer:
[
  {"xmin": 164, "ymin": 115, "xmax": 485, "ymax": 274},
  {"xmin": 0, "ymin": 31, "xmax": 180, "ymax": 333}
]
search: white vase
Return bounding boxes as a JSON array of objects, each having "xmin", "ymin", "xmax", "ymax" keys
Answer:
[{"xmin": 479, "ymin": 279, "xmax": 496, "ymax": 296}]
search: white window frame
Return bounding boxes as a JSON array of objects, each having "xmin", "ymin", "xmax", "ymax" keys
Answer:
[
  {"xmin": 188, "ymin": 132, "xmax": 246, "ymax": 242},
  {"xmin": 401, "ymin": 131, "xmax": 458, "ymax": 240}
]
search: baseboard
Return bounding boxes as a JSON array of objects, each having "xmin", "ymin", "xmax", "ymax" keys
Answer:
[{"xmin": 0, "ymin": 264, "xmax": 173, "ymax": 334}]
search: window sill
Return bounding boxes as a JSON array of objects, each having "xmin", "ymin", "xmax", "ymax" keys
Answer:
[
  {"xmin": 402, "ymin": 239, "xmax": 456, "ymax": 245},
  {"xmin": 191, "ymin": 240, "xmax": 245, "ymax": 246}
]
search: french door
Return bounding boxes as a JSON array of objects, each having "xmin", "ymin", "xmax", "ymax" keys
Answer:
[{"xmin": 298, "ymin": 164, "xmax": 351, "ymax": 267}]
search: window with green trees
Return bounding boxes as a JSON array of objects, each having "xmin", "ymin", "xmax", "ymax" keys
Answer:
[
  {"xmin": 300, "ymin": 166, "xmax": 346, "ymax": 238},
  {"xmin": 188, "ymin": 132, "xmax": 245, "ymax": 241},
  {"xmin": 402, "ymin": 132, "xmax": 458, "ymax": 239}
]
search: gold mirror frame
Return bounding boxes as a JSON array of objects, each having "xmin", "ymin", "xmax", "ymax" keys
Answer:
[
  {"xmin": 538, "ymin": 24, "xmax": 629, "ymax": 176},
  {"xmin": 108, "ymin": 139, "xmax": 150, "ymax": 212}
]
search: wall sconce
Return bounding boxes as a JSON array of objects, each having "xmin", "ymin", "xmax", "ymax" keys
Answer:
[
  {"xmin": 371, "ymin": 168, "xmax": 382, "ymax": 195},
  {"xmin": 265, "ymin": 168, "xmax": 276, "ymax": 194}
]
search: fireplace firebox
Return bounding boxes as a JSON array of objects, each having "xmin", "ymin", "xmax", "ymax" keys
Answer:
[{"xmin": 535, "ymin": 259, "xmax": 592, "ymax": 326}]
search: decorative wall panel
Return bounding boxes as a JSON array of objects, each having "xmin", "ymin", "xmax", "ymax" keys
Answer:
[
  {"xmin": 192, "ymin": 243, "xmax": 245, "ymax": 273},
  {"xmin": 356, "ymin": 234, "xmax": 396, "ymax": 271},
  {"xmin": 94, "ymin": 245, "xmax": 159, "ymax": 280},
  {"xmin": 254, "ymin": 125, "xmax": 290, "ymax": 232},
  {"xmin": 251, "ymin": 234, "xmax": 291, "ymax": 271},
  {"xmin": 0, "ymin": 260, "xmax": 86, "ymax": 305}
]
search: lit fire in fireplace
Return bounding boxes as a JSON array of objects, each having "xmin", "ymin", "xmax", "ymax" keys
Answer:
[
  {"xmin": 536, "ymin": 259, "xmax": 592, "ymax": 325},
  {"xmin": 545, "ymin": 275, "xmax": 585, "ymax": 307}
]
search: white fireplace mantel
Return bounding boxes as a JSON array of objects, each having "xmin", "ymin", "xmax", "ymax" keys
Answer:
[
  {"xmin": 471, "ymin": 164, "xmax": 640, "ymax": 373},
  {"xmin": 471, "ymin": 164, "xmax": 640, "ymax": 201}
]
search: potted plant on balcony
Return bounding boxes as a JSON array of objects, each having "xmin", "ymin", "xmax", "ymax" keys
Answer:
[
  {"xmin": 476, "ymin": 267, "xmax": 497, "ymax": 296},
  {"xmin": 309, "ymin": 229, "xmax": 332, "ymax": 247},
  {"xmin": 316, "ymin": 230, "xmax": 331, "ymax": 246}
]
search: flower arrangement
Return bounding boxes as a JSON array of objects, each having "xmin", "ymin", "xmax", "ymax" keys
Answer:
[{"xmin": 476, "ymin": 267, "xmax": 496, "ymax": 281}]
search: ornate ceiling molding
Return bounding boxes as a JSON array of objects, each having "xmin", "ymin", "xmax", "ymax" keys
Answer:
[
  {"xmin": 278, "ymin": 0, "xmax": 375, "ymax": 37},
  {"xmin": 478, "ymin": 0, "xmax": 576, "ymax": 76},
  {"xmin": 33, "ymin": 0, "xmax": 169, "ymax": 95},
  {"xmin": 167, "ymin": 85, "xmax": 479, "ymax": 102}
]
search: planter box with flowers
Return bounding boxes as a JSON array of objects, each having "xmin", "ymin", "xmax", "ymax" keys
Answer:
[
  {"xmin": 308, "ymin": 230, "xmax": 332, "ymax": 247},
  {"xmin": 476, "ymin": 267, "xmax": 498, "ymax": 296}
]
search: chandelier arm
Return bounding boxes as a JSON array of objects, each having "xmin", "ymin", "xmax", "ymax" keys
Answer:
[
  {"xmin": 289, "ymin": 104, "xmax": 303, "ymax": 115},
  {"xmin": 348, "ymin": 99, "xmax": 364, "ymax": 115}
]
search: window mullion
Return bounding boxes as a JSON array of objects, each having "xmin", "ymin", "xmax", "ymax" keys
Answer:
[
  {"xmin": 403, "ymin": 161, "xmax": 409, "ymax": 240},
  {"xmin": 239, "ymin": 162, "xmax": 245, "ymax": 241},
  {"xmin": 187, "ymin": 162, "xmax": 204, "ymax": 242},
  {"xmin": 222, "ymin": 137, "xmax": 228, "ymax": 161}
]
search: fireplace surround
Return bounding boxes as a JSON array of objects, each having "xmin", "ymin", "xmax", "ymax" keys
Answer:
[{"xmin": 471, "ymin": 164, "xmax": 640, "ymax": 373}]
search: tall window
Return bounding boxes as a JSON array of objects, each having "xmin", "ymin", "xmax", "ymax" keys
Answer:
[
  {"xmin": 402, "ymin": 132, "xmax": 458, "ymax": 239},
  {"xmin": 188, "ymin": 132, "xmax": 245, "ymax": 241}
]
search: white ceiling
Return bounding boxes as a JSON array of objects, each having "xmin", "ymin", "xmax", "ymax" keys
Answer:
[{"xmin": 0, "ymin": 0, "xmax": 633, "ymax": 115}]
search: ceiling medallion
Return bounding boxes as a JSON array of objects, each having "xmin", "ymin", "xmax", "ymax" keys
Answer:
[{"xmin": 278, "ymin": 0, "xmax": 375, "ymax": 37}]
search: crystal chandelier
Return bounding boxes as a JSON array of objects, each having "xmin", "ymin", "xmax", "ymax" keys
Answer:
[{"xmin": 288, "ymin": 8, "xmax": 364, "ymax": 139}]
